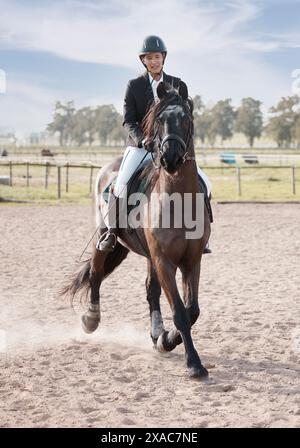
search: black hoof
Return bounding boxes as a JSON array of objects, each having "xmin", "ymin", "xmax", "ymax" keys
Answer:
[
  {"xmin": 81, "ymin": 313, "xmax": 100, "ymax": 334},
  {"xmin": 157, "ymin": 331, "xmax": 177, "ymax": 353},
  {"xmin": 188, "ymin": 365, "xmax": 209, "ymax": 380}
]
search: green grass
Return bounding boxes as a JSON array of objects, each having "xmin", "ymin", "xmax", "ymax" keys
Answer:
[
  {"xmin": 205, "ymin": 167, "xmax": 300, "ymax": 201},
  {"xmin": 0, "ymin": 164, "xmax": 94, "ymax": 204},
  {"xmin": 0, "ymin": 164, "xmax": 299, "ymax": 204},
  {"xmin": 0, "ymin": 184, "xmax": 91, "ymax": 204}
]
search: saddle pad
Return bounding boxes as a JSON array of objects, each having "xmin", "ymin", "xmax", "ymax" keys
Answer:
[
  {"xmin": 102, "ymin": 168, "xmax": 148, "ymax": 206},
  {"xmin": 102, "ymin": 169, "xmax": 213, "ymax": 222}
]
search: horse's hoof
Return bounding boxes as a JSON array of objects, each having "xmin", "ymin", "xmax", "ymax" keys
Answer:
[
  {"xmin": 156, "ymin": 331, "xmax": 168, "ymax": 353},
  {"xmin": 81, "ymin": 314, "xmax": 100, "ymax": 334},
  {"xmin": 81, "ymin": 307, "xmax": 100, "ymax": 334},
  {"xmin": 151, "ymin": 336, "xmax": 158, "ymax": 349},
  {"xmin": 157, "ymin": 331, "xmax": 177, "ymax": 353},
  {"xmin": 188, "ymin": 365, "xmax": 209, "ymax": 381}
]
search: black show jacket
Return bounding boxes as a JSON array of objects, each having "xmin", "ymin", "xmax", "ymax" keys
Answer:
[{"xmin": 122, "ymin": 71, "xmax": 182, "ymax": 147}]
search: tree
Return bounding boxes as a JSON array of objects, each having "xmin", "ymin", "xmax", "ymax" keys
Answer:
[
  {"xmin": 194, "ymin": 109, "xmax": 213, "ymax": 144},
  {"xmin": 72, "ymin": 107, "xmax": 97, "ymax": 146},
  {"xmin": 292, "ymin": 113, "xmax": 300, "ymax": 148},
  {"xmin": 47, "ymin": 101, "xmax": 76, "ymax": 146},
  {"xmin": 109, "ymin": 114, "xmax": 127, "ymax": 146},
  {"xmin": 210, "ymin": 99, "xmax": 236, "ymax": 143},
  {"xmin": 72, "ymin": 108, "xmax": 88, "ymax": 146},
  {"xmin": 192, "ymin": 95, "xmax": 204, "ymax": 116},
  {"xmin": 95, "ymin": 105, "xmax": 120, "ymax": 145},
  {"xmin": 265, "ymin": 96, "xmax": 300, "ymax": 147},
  {"xmin": 235, "ymin": 97, "xmax": 263, "ymax": 147}
]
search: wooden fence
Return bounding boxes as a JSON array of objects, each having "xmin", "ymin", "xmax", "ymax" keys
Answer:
[
  {"xmin": 0, "ymin": 161, "xmax": 102, "ymax": 199},
  {"xmin": 0, "ymin": 161, "xmax": 298, "ymax": 199}
]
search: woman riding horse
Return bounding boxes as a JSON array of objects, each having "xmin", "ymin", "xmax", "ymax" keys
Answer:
[
  {"xmin": 98, "ymin": 35, "xmax": 212, "ymax": 253},
  {"xmin": 62, "ymin": 36, "xmax": 213, "ymax": 380}
]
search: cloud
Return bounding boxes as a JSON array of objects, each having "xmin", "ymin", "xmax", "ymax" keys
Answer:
[
  {"xmin": 0, "ymin": 79, "xmax": 62, "ymax": 133},
  {"xmin": 0, "ymin": 0, "xmax": 266, "ymax": 64},
  {"xmin": 0, "ymin": 77, "xmax": 119, "ymax": 134},
  {"xmin": 0, "ymin": 0, "xmax": 298, "ymax": 133}
]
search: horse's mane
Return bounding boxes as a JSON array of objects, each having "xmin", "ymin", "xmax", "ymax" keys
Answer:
[
  {"xmin": 140, "ymin": 85, "xmax": 194, "ymax": 188},
  {"xmin": 142, "ymin": 86, "xmax": 192, "ymax": 141}
]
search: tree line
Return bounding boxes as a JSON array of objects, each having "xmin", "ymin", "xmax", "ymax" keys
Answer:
[{"xmin": 47, "ymin": 95, "xmax": 300, "ymax": 148}]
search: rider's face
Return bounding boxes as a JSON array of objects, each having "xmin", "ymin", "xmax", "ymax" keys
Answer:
[{"xmin": 142, "ymin": 52, "xmax": 164, "ymax": 76}]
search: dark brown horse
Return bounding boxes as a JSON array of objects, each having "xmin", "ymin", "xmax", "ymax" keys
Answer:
[{"xmin": 62, "ymin": 81, "xmax": 211, "ymax": 379}]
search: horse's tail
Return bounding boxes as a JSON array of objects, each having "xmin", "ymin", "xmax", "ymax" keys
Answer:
[{"xmin": 60, "ymin": 258, "xmax": 91, "ymax": 304}]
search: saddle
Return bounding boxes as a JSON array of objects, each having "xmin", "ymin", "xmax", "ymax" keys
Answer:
[{"xmin": 102, "ymin": 163, "xmax": 213, "ymax": 224}]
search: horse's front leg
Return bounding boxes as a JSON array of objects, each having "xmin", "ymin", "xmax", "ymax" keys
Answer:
[
  {"xmin": 155, "ymin": 259, "xmax": 208, "ymax": 380},
  {"xmin": 145, "ymin": 260, "xmax": 164, "ymax": 346},
  {"xmin": 181, "ymin": 261, "xmax": 201, "ymax": 326},
  {"xmin": 155, "ymin": 261, "xmax": 202, "ymax": 351}
]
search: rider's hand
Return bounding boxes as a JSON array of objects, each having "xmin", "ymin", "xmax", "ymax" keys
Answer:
[{"xmin": 142, "ymin": 138, "xmax": 155, "ymax": 153}]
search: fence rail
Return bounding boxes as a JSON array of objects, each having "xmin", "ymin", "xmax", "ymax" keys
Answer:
[
  {"xmin": 0, "ymin": 160, "xmax": 102, "ymax": 199},
  {"xmin": 0, "ymin": 160, "xmax": 298, "ymax": 199}
]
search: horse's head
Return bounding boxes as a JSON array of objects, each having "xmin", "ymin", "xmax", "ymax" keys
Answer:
[{"xmin": 144, "ymin": 81, "xmax": 194, "ymax": 174}]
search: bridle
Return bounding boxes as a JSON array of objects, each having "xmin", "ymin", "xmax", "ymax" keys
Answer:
[{"xmin": 150, "ymin": 102, "xmax": 195, "ymax": 169}]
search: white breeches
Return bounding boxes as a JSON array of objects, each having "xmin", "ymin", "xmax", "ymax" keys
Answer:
[{"xmin": 114, "ymin": 146, "xmax": 212, "ymax": 197}]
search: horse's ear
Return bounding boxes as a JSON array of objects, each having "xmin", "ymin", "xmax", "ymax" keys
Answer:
[
  {"xmin": 178, "ymin": 81, "xmax": 188, "ymax": 101},
  {"xmin": 157, "ymin": 81, "xmax": 168, "ymax": 99}
]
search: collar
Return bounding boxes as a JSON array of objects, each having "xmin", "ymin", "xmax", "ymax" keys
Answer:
[{"xmin": 148, "ymin": 71, "xmax": 163, "ymax": 85}]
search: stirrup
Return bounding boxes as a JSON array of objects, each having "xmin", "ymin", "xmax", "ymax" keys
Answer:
[{"xmin": 203, "ymin": 243, "xmax": 212, "ymax": 254}]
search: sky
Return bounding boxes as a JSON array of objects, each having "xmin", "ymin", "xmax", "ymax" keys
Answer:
[{"xmin": 0, "ymin": 0, "xmax": 300, "ymax": 136}]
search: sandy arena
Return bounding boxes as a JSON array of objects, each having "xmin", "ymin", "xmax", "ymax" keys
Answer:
[{"xmin": 0, "ymin": 203, "xmax": 299, "ymax": 428}]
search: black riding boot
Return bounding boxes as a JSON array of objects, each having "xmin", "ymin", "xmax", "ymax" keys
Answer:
[{"xmin": 96, "ymin": 190, "xmax": 119, "ymax": 253}]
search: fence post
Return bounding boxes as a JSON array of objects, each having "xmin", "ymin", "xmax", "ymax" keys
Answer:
[
  {"xmin": 89, "ymin": 165, "xmax": 94, "ymax": 194},
  {"xmin": 291, "ymin": 166, "xmax": 296, "ymax": 195},
  {"xmin": 9, "ymin": 160, "xmax": 13, "ymax": 186},
  {"xmin": 236, "ymin": 166, "xmax": 242, "ymax": 197},
  {"xmin": 45, "ymin": 162, "xmax": 49, "ymax": 189},
  {"xmin": 26, "ymin": 162, "xmax": 30, "ymax": 188},
  {"xmin": 57, "ymin": 166, "xmax": 61, "ymax": 199},
  {"xmin": 66, "ymin": 163, "xmax": 69, "ymax": 193}
]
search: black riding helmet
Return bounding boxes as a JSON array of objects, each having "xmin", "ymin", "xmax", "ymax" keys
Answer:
[{"xmin": 139, "ymin": 35, "xmax": 167, "ymax": 67}]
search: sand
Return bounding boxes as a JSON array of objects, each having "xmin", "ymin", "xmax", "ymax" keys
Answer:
[{"xmin": 0, "ymin": 202, "xmax": 299, "ymax": 428}]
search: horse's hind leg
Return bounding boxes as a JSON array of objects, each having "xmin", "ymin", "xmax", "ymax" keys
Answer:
[
  {"xmin": 81, "ymin": 243, "xmax": 129, "ymax": 333},
  {"xmin": 146, "ymin": 260, "xmax": 164, "ymax": 346},
  {"xmin": 81, "ymin": 248, "xmax": 106, "ymax": 333}
]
